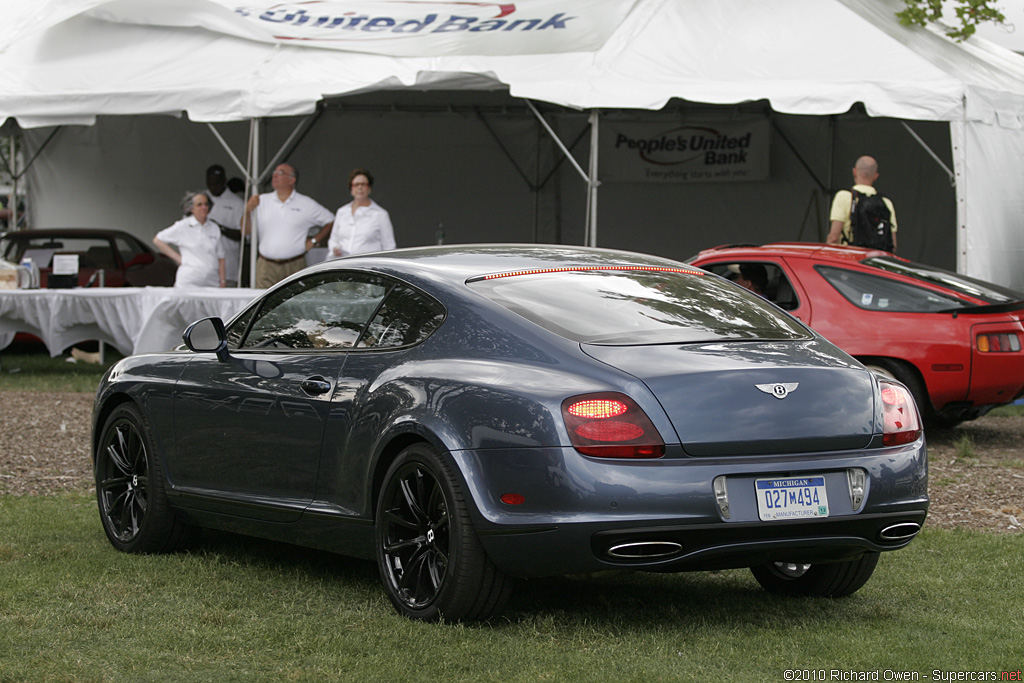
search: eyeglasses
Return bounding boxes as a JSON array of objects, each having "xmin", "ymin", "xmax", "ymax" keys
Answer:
[{"xmin": 272, "ymin": 170, "xmax": 295, "ymax": 177}]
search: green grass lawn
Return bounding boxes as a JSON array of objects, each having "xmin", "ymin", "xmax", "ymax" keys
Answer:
[
  {"xmin": 0, "ymin": 344, "xmax": 123, "ymax": 393},
  {"xmin": 1, "ymin": 494, "xmax": 1020, "ymax": 682}
]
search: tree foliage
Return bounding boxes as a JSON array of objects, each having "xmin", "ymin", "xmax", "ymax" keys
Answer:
[{"xmin": 897, "ymin": 0, "xmax": 1007, "ymax": 41}]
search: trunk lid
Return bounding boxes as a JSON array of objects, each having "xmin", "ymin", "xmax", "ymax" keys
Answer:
[{"xmin": 582, "ymin": 340, "xmax": 876, "ymax": 456}]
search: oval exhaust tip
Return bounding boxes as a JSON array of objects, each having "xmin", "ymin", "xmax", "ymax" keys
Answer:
[
  {"xmin": 879, "ymin": 522, "xmax": 921, "ymax": 542},
  {"xmin": 606, "ymin": 541, "xmax": 682, "ymax": 560}
]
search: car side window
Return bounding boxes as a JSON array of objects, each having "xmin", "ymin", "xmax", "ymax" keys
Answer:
[
  {"xmin": 239, "ymin": 272, "xmax": 389, "ymax": 350},
  {"xmin": 356, "ymin": 285, "xmax": 445, "ymax": 349},
  {"xmin": 702, "ymin": 261, "xmax": 800, "ymax": 311},
  {"xmin": 816, "ymin": 265, "xmax": 968, "ymax": 312},
  {"xmin": 115, "ymin": 236, "xmax": 145, "ymax": 263}
]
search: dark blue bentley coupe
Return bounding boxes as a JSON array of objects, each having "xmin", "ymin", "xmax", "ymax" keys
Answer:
[{"xmin": 92, "ymin": 245, "xmax": 928, "ymax": 621}]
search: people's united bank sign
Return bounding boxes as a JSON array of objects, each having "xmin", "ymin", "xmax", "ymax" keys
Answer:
[
  {"xmin": 84, "ymin": 1, "xmax": 638, "ymax": 56},
  {"xmin": 601, "ymin": 119, "xmax": 771, "ymax": 183}
]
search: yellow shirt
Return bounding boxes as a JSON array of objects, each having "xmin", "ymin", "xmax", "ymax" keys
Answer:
[{"xmin": 829, "ymin": 184, "xmax": 898, "ymax": 244}]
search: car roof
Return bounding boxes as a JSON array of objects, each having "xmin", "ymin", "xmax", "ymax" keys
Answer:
[
  {"xmin": 691, "ymin": 242, "xmax": 895, "ymax": 264},
  {"xmin": 2, "ymin": 228, "xmax": 140, "ymax": 241},
  {"xmin": 307, "ymin": 244, "xmax": 699, "ymax": 285}
]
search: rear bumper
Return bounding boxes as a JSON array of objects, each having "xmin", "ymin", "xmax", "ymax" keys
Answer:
[
  {"xmin": 451, "ymin": 441, "xmax": 928, "ymax": 578},
  {"xmin": 477, "ymin": 509, "xmax": 927, "ymax": 576}
]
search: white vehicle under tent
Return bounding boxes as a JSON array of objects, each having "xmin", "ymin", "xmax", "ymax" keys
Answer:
[{"xmin": 2, "ymin": 0, "xmax": 1024, "ymax": 289}]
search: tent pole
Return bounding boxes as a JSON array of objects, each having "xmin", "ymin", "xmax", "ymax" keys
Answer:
[
  {"xmin": 586, "ymin": 110, "xmax": 600, "ymax": 247},
  {"xmin": 525, "ymin": 100, "xmax": 590, "ymax": 184},
  {"xmin": 248, "ymin": 118, "xmax": 261, "ymax": 288},
  {"xmin": 901, "ymin": 121, "xmax": 956, "ymax": 187},
  {"xmin": 259, "ymin": 110, "xmax": 322, "ymax": 183},
  {"xmin": 8, "ymin": 134, "xmax": 16, "ymax": 230},
  {"xmin": 206, "ymin": 123, "xmax": 248, "ymax": 178}
]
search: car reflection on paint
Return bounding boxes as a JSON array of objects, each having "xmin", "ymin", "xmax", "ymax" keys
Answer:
[
  {"xmin": 91, "ymin": 245, "xmax": 928, "ymax": 622},
  {"xmin": 688, "ymin": 242, "xmax": 1024, "ymax": 427}
]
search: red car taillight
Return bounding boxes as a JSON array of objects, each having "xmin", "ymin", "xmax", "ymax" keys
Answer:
[
  {"xmin": 879, "ymin": 380, "xmax": 922, "ymax": 446},
  {"xmin": 977, "ymin": 332, "xmax": 1021, "ymax": 353},
  {"xmin": 561, "ymin": 393, "xmax": 665, "ymax": 458}
]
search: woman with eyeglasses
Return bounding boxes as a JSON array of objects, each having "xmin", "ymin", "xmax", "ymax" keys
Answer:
[
  {"xmin": 153, "ymin": 190, "xmax": 227, "ymax": 288},
  {"xmin": 326, "ymin": 168, "xmax": 396, "ymax": 260}
]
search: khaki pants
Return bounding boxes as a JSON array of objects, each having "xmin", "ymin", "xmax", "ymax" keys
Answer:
[{"xmin": 256, "ymin": 255, "xmax": 306, "ymax": 289}]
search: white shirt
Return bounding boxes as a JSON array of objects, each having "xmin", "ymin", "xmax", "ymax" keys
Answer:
[
  {"xmin": 209, "ymin": 189, "xmax": 244, "ymax": 283},
  {"xmin": 208, "ymin": 188, "xmax": 244, "ymax": 230},
  {"xmin": 326, "ymin": 200, "xmax": 396, "ymax": 259},
  {"xmin": 155, "ymin": 216, "xmax": 226, "ymax": 288},
  {"xmin": 253, "ymin": 190, "xmax": 334, "ymax": 261}
]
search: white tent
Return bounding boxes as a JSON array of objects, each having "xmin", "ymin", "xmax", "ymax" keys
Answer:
[{"xmin": 3, "ymin": 0, "xmax": 1024, "ymax": 288}]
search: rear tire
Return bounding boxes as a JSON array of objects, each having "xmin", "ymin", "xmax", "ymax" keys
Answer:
[
  {"xmin": 375, "ymin": 443, "xmax": 511, "ymax": 622},
  {"xmin": 750, "ymin": 552, "xmax": 880, "ymax": 597},
  {"xmin": 95, "ymin": 404, "xmax": 197, "ymax": 553}
]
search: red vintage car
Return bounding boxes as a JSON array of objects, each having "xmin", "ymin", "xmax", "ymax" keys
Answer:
[
  {"xmin": 689, "ymin": 243, "xmax": 1024, "ymax": 426},
  {"xmin": 1, "ymin": 228, "xmax": 176, "ymax": 288}
]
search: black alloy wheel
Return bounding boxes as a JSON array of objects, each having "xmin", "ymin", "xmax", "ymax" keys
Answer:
[
  {"xmin": 750, "ymin": 552, "xmax": 880, "ymax": 597},
  {"xmin": 95, "ymin": 404, "xmax": 195, "ymax": 553},
  {"xmin": 375, "ymin": 443, "xmax": 510, "ymax": 622}
]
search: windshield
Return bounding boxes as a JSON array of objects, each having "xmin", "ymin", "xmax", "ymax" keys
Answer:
[
  {"xmin": 468, "ymin": 267, "xmax": 810, "ymax": 345},
  {"xmin": 865, "ymin": 256, "xmax": 1023, "ymax": 304}
]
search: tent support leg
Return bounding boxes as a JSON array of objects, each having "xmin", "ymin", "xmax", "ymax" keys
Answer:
[
  {"xmin": 206, "ymin": 123, "xmax": 249, "ymax": 178},
  {"xmin": 258, "ymin": 107, "xmax": 324, "ymax": 184},
  {"xmin": 525, "ymin": 100, "xmax": 591, "ymax": 185},
  {"xmin": 526, "ymin": 100, "xmax": 596, "ymax": 246},
  {"xmin": 475, "ymin": 108, "xmax": 538, "ymax": 192},
  {"xmin": 901, "ymin": 121, "xmax": 956, "ymax": 187},
  {"xmin": 248, "ymin": 118, "xmax": 261, "ymax": 289},
  {"xmin": 586, "ymin": 110, "xmax": 600, "ymax": 247}
]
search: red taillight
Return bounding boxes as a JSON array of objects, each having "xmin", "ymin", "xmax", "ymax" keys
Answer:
[
  {"xmin": 879, "ymin": 380, "xmax": 922, "ymax": 446},
  {"xmin": 567, "ymin": 399, "xmax": 629, "ymax": 419},
  {"xmin": 561, "ymin": 393, "xmax": 665, "ymax": 458},
  {"xmin": 977, "ymin": 333, "xmax": 1021, "ymax": 353}
]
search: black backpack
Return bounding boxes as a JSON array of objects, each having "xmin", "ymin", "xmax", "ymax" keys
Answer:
[{"xmin": 847, "ymin": 189, "xmax": 893, "ymax": 252}]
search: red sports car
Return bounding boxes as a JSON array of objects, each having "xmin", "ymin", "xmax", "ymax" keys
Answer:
[
  {"xmin": 1, "ymin": 228, "xmax": 176, "ymax": 288},
  {"xmin": 689, "ymin": 243, "xmax": 1024, "ymax": 426}
]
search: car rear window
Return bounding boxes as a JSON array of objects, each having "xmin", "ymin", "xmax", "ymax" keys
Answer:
[
  {"xmin": 817, "ymin": 265, "xmax": 971, "ymax": 312},
  {"xmin": 467, "ymin": 267, "xmax": 810, "ymax": 345},
  {"xmin": 864, "ymin": 256, "xmax": 1023, "ymax": 304}
]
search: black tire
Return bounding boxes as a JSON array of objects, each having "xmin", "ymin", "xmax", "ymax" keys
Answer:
[
  {"xmin": 95, "ymin": 403, "xmax": 197, "ymax": 553},
  {"xmin": 750, "ymin": 552, "xmax": 880, "ymax": 597},
  {"xmin": 375, "ymin": 443, "xmax": 511, "ymax": 622}
]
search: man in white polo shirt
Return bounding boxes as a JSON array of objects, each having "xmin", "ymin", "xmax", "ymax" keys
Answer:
[{"xmin": 243, "ymin": 162, "xmax": 334, "ymax": 288}]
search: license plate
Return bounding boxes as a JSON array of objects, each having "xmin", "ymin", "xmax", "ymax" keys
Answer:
[{"xmin": 755, "ymin": 476, "xmax": 829, "ymax": 521}]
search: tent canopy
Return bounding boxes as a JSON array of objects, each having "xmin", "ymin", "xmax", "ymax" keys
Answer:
[
  {"xmin": 3, "ymin": 0, "xmax": 1024, "ymax": 289},
  {"xmin": 4, "ymin": 0, "xmax": 1024, "ymax": 127}
]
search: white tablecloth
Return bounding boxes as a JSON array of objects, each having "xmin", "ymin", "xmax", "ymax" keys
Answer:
[{"xmin": 0, "ymin": 287, "xmax": 260, "ymax": 357}]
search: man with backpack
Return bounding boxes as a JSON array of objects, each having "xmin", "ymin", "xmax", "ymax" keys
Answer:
[{"xmin": 826, "ymin": 156, "xmax": 898, "ymax": 253}]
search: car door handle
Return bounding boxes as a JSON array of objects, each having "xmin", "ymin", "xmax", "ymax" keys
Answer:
[{"xmin": 301, "ymin": 377, "xmax": 332, "ymax": 395}]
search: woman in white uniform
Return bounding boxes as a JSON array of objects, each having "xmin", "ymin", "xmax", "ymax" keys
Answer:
[
  {"xmin": 326, "ymin": 168, "xmax": 396, "ymax": 260},
  {"xmin": 153, "ymin": 191, "xmax": 227, "ymax": 288}
]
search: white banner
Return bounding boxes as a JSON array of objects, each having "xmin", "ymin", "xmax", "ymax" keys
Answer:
[
  {"xmin": 84, "ymin": 0, "xmax": 639, "ymax": 56},
  {"xmin": 601, "ymin": 119, "xmax": 771, "ymax": 183}
]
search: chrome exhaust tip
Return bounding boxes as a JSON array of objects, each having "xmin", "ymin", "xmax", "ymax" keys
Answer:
[
  {"xmin": 606, "ymin": 541, "xmax": 682, "ymax": 560},
  {"xmin": 878, "ymin": 522, "xmax": 921, "ymax": 542}
]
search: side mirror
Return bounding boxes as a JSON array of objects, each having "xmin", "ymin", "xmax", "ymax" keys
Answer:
[{"xmin": 183, "ymin": 317, "xmax": 229, "ymax": 362}]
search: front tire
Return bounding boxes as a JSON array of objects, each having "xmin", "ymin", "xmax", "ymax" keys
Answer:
[
  {"xmin": 95, "ymin": 403, "xmax": 196, "ymax": 553},
  {"xmin": 750, "ymin": 552, "xmax": 880, "ymax": 597},
  {"xmin": 375, "ymin": 443, "xmax": 510, "ymax": 622}
]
